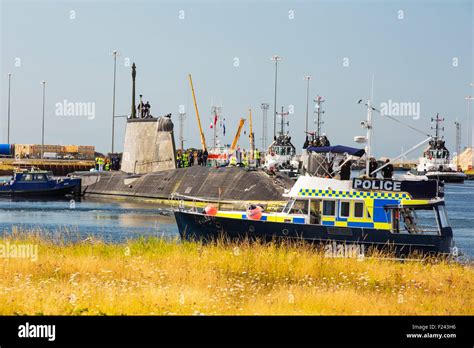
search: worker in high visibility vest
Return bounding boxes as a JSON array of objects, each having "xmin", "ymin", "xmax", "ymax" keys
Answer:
[
  {"xmin": 176, "ymin": 151, "xmax": 182, "ymax": 168},
  {"xmin": 255, "ymin": 149, "xmax": 261, "ymax": 167},
  {"xmin": 242, "ymin": 152, "xmax": 249, "ymax": 168},
  {"xmin": 183, "ymin": 152, "xmax": 188, "ymax": 168},
  {"xmin": 98, "ymin": 157, "xmax": 104, "ymax": 171},
  {"xmin": 229, "ymin": 155, "xmax": 237, "ymax": 166}
]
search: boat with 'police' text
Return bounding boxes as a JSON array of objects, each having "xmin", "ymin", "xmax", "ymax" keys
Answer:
[{"xmin": 174, "ymin": 175, "xmax": 456, "ymax": 257}]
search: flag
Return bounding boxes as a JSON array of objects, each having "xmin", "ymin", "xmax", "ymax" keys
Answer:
[
  {"xmin": 214, "ymin": 113, "xmax": 218, "ymax": 126},
  {"xmin": 223, "ymin": 124, "xmax": 226, "ymax": 136},
  {"xmin": 210, "ymin": 122, "xmax": 213, "ymax": 129}
]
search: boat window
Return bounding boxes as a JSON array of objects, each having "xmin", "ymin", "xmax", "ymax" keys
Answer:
[
  {"xmin": 282, "ymin": 200, "xmax": 294, "ymax": 214},
  {"xmin": 393, "ymin": 207, "xmax": 440, "ymax": 235},
  {"xmin": 34, "ymin": 174, "xmax": 47, "ymax": 181},
  {"xmin": 309, "ymin": 200, "xmax": 321, "ymax": 224},
  {"xmin": 339, "ymin": 201, "xmax": 350, "ymax": 218},
  {"xmin": 290, "ymin": 200, "xmax": 308, "ymax": 215},
  {"xmin": 19, "ymin": 174, "xmax": 33, "ymax": 181},
  {"xmin": 353, "ymin": 202, "xmax": 364, "ymax": 218},
  {"xmin": 322, "ymin": 200, "xmax": 336, "ymax": 216}
]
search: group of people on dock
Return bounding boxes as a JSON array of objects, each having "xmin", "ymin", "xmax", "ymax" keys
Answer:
[
  {"xmin": 176, "ymin": 148, "xmax": 262, "ymax": 169},
  {"xmin": 228, "ymin": 148, "xmax": 261, "ymax": 168},
  {"xmin": 94, "ymin": 155, "xmax": 120, "ymax": 171},
  {"xmin": 176, "ymin": 149, "xmax": 209, "ymax": 168}
]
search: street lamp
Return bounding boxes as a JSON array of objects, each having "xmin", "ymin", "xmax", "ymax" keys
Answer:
[
  {"xmin": 271, "ymin": 55, "xmax": 282, "ymax": 139},
  {"xmin": 111, "ymin": 50, "xmax": 119, "ymax": 154},
  {"xmin": 7, "ymin": 73, "xmax": 12, "ymax": 144},
  {"xmin": 465, "ymin": 94, "xmax": 474, "ymax": 149},
  {"xmin": 41, "ymin": 80, "xmax": 46, "ymax": 159},
  {"xmin": 304, "ymin": 75, "xmax": 311, "ymax": 135}
]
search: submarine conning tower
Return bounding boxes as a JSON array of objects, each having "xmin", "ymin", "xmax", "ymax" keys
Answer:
[{"xmin": 121, "ymin": 63, "xmax": 177, "ymax": 174}]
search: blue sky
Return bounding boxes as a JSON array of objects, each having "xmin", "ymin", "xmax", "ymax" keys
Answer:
[{"xmin": 1, "ymin": 0, "xmax": 472, "ymax": 158}]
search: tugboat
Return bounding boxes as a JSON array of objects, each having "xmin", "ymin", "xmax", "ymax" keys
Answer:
[
  {"xmin": 263, "ymin": 106, "xmax": 299, "ymax": 179},
  {"xmin": 414, "ymin": 114, "xmax": 467, "ymax": 183},
  {"xmin": 175, "ymin": 174, "xmax": 454, "ymax": 256},
  {"xmin": 0, "ymin": 168, "xmax": 81, "ymax": 197}
]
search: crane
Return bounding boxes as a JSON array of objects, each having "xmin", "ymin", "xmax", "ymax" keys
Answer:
[
  {"xmin": 188, "ymin": 74, "xmax": 207, "ymax": 152},
  {"xmin": 230, "ymin": 118, "xmax": 246, "ymax": 153},
  {"xmin": 248, "ymin": 108, "xmax": 255, "ymax": 159}
]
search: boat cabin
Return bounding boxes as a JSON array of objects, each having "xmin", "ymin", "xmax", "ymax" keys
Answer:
[{"xmin": 282, "ymin": 176, "xmax": 449, "ymax": 234}]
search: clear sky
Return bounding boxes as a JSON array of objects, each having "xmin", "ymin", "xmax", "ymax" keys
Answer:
[{"xmin": 1, "ymin": 0, "xmax": 472, "ymax": 158}]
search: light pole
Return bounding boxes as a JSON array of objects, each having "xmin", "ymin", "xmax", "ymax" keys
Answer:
[
  {"xmin": 466, "ymin": 95, "xmax": 474, "ymax": 149},
  {"xmin": 467, "ymin": 83, "xmax": 474, "ymax": 149},
  {"xmin": 41, "ymin": 81, "xmax": 46, "ymax": 159},
  {"xmin": 271, "ymin": 55, "xmax": 282, "ymax": 139},
  {"xmin": 304, "ymin": 75, "xmax": 311, "ymax": 135},
  {"xmin": 260, "ymin": 103, "xmax": 269, "ymax": 149},
  {"xmin": 7, "ymin": 73, "xmax": 12, "ymax": 144},
  {"xmin": 111, "ymin": 50, "xmax": 118, "ymax": 154}
]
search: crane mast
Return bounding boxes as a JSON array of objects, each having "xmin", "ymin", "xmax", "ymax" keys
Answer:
[
  {"xmin": 231, "ymin": 118, "xmax": 246, "ymax": 152},
  {"xmin": 188, "ymin": 74, "xmax": 207, "ymax": 152}
]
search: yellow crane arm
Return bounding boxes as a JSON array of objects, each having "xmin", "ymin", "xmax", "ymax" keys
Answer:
[
  {"xmin": 188, "ymin": 74, "xmax": 207, "ymax": 152},
  {"xmin": 248, "ymin": 108, "xmax": 254, "ymax": 159},
  {"xmin": 230, "ymin": 118, "xmax": 246, "ymax": 152}
]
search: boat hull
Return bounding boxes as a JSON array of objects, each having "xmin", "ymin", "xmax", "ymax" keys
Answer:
[
  {"xmin": 174, "ymin": 211, "xmax": 454, "ymax": 257},
  {"xmin": 0, "ymin": 180, "xmax": 81, "ymax": 197},
  {"xmin": 424, "ymin": 172, "xmax": 466, "ymax": 183}
]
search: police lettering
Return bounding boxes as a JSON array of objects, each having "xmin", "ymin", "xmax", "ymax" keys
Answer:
[{"xmin": 353, "ymin": 179, "xmax": 401, "ymax": 192}]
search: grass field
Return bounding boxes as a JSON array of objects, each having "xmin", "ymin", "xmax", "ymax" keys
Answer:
[{"xmin": 0, "ymin": 232, "xmax": 472, "ymax": 315}]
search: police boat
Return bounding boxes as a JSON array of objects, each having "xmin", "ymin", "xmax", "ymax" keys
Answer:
[
  {"xmin": 0, "ymin": 168, "xmax": 81, "ymax": 197},
  {"xmin": 174, "ymin": 175, "xmax": 455, "ymax": 257}
]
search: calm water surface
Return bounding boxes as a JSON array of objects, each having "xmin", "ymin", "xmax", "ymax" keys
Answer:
[{"xmin": 0, "ymin": 180, "xmax": 473, "ymax": 258}]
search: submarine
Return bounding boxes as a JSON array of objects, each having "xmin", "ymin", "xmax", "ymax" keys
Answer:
[{"xmin": 72, "ymin": 63, "xmax": 294, "ymax": 209}]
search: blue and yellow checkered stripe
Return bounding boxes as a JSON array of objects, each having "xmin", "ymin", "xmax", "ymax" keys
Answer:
[{"xmin": 298, "ymin": 188, "xmax": 409, "ymax": 200}]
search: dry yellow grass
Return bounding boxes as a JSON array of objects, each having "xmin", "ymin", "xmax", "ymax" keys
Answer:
[{"xmin": 0, "ymin": 233, "xmax": 472, "ymax": 315}]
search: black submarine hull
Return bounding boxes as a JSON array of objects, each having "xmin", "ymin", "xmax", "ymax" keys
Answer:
[{"xmin": 73, "ymin": 166, "xmax": 294, "ymax": 206}]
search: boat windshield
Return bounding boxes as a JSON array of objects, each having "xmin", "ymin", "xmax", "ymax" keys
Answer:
[
  {"xmin": 392, "ymin": 206, "xmax": 444, "ymax": 235},
  {"xmin": 272, "ymin": 146, "xmax": 294, "ymax": 156}
]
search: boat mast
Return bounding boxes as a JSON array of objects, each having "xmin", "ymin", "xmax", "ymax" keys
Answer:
[
  {"xmin": 431, "ymin": 113, "xmax": 444, "ymax": 141},
  {"xmin": 276, "ymin": 106, "xmax": 289, "ymax": 136},
  {"xmin": 365, "ymin": 98, "xmax": 373, "ymax": 177},
  {"xmin": 314, "ymin": 96, "xmax": 325, "ymax": 137}
]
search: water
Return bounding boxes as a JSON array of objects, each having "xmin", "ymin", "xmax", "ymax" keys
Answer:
[
  {"xmin": 0, "ymin": 196, "xmax": 178, "ymax": 242},
  {"xmin": 0, "ymin": 181, "xmax": 473, "ymax": 258}
]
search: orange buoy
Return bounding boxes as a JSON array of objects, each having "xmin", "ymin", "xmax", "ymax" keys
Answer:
[
  {"xmin": 247, "ymin": 205, "xmax": 263, "ymax": 220},
  {"xmin": 204, "ymin": 204, "xmax": 218, "ymax": 216}
]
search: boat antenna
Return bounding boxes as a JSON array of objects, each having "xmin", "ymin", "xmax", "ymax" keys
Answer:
[
  {"xmin": 431, "ymin": 113, "xmax": 444, "ymax": 140},
  {"xmin": 313, "ymin": 96, "xmax": 325, "ymax": 137}
]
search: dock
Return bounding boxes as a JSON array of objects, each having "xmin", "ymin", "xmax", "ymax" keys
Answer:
[{"xmin": 0, "ymin": 158, "xmax": 94, "ymax": 176}]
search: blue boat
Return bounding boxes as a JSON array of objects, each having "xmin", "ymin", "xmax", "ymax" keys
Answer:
[{"xmin": 0, "ymin": 169, "xmax": 81, "ymax": 197}]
